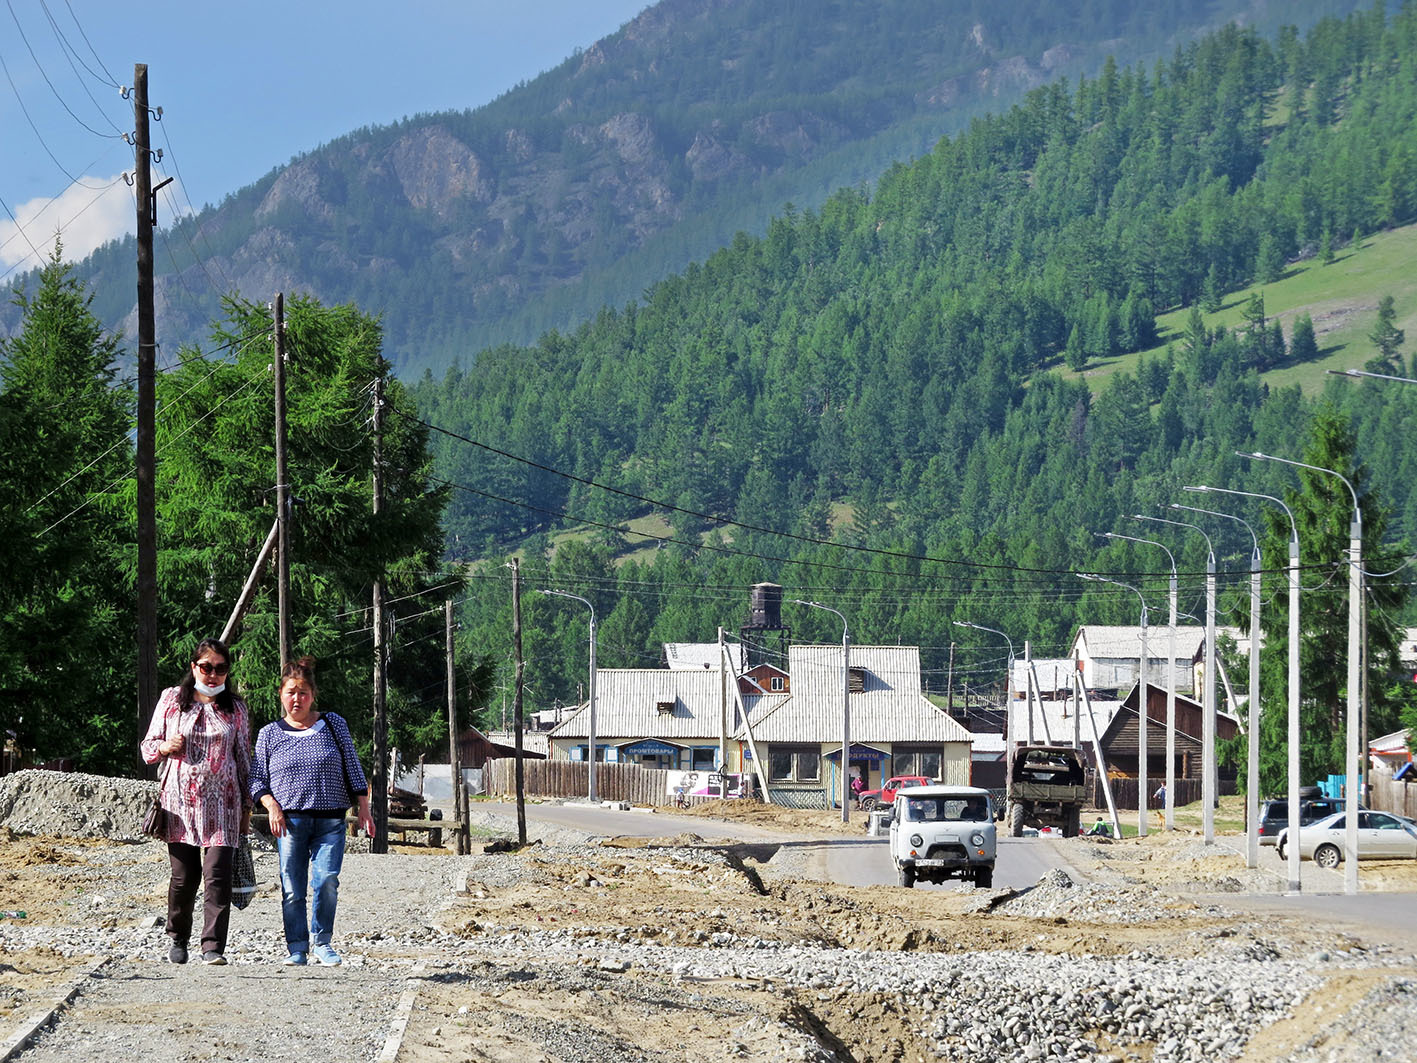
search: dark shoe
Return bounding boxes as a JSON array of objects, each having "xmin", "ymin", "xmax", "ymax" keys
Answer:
[
  {"xmin": 168, "ymin": 944, "xmax": 188, "ymax": 964},
  {"xmin": 200, "ymin": 951, "xmax": 227, "ymax": 966}
]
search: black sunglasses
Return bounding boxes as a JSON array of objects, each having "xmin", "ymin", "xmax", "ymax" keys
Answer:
[{"xmin": 195, "ymin": 660, "xmax": 230, "ymax": 676}]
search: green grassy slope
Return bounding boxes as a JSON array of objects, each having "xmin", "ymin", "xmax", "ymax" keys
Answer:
[{"xmin": 1074, "ymin": 222, "xmax": 1417, "ymax": 394}]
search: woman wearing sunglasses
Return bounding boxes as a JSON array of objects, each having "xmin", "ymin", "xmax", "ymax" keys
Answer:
[{"xmin": 140, "ymin": 636, "xmax": 252, "ymax": 966}]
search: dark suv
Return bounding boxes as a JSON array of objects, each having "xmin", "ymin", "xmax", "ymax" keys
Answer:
[{"xmin": 1257, "ymin": 796, "xmax": 1346, "ymax": 846}]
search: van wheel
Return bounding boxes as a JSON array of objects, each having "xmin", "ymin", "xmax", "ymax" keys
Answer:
[
  {"xmin": 1314, "ymin": 844, "xmax": 1342, "ymax": 870},
  {"xmin": 898, "ymin": 865, "xmax": 915, "ymax": 888},
  {"xmin": 975, "ymin": 867, "xmax": 993, "ymax": 888}
]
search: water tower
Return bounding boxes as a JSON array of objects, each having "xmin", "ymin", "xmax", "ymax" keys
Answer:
[{"xmin": 740, "ymin": 582, "xmax": 790, "ymax": 668}]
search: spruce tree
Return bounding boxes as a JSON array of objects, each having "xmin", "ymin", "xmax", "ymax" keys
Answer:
[{"xmin": 0, "ymin": 250, "xmax": 134, "ymax": 771}]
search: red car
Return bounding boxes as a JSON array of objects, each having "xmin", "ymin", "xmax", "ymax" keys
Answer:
[{"xmin": 858, "ymin": 775, "xmax": 932, "ymax": 811}]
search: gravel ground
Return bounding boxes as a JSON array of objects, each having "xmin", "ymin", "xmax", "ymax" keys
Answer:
[{"xmin": 2, "ymin": 771, "xmax": 1416, "ymax": 1062}]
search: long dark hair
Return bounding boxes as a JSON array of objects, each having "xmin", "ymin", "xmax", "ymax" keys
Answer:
[{"xmin": 177, "ymin": 636, "xmax": 239, "ymax": 714}]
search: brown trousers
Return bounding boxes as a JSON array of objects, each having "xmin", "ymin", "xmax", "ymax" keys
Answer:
[{"xmin": 167, "ymin": 842, "xmax": 235, "ymax": 954}]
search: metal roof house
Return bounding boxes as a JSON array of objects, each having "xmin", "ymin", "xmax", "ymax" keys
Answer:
[
  {"xmin": 544, "ymin": 643, "xmax": 973, "ymax": 810},
  {"xmin": 1069, "ymin": 625, "xmax": 1207, "ymax": 694},
  {"xmin": 732, "ymin": 644, "xmax": 973, "ymax": 809},
  {"xmin": 547, "ymin": 667, "xmax": 738, "ymax": 773}
]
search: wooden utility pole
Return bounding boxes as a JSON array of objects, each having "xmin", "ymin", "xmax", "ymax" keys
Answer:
[
  {"xmin": 273, "ymin": 293, "xmax": 291, "ymax": 665},
  {"xmin": 370, "ymin": 373, "xmax": 388, "ymax": 853},
  {"xmin": 133, "ymin": 64, "xmax": 158, "ymax": 771},
  {"xmin": 511, "ymin": 558, "xmax": 527, "ymax": 846},
  {"xmin": 946, "ymin": 641, "xmax": 955, "ymax": 716},
  {"xmin": 446, "ymin": 598, "xmax": 468, "ymax": 854}
]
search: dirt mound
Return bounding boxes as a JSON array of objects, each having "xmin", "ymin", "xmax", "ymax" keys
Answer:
[{"xmin": 0, "ymin": 770, "xmax": 156, "ymax": 841}]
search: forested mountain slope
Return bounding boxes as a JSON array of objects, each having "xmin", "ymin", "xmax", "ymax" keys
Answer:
[
  {"xmin": 0, "ymin": 0, "xmax": 1367, "ymax": 375},
  {"xmin": 418, "ymin": 5, "xmax": 1417, "ymax": 720}
]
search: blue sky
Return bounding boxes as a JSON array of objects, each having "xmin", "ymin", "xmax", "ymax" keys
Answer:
[{"xmin": 0, "ymin": 0, "xmax": 649, "ymax": 279}]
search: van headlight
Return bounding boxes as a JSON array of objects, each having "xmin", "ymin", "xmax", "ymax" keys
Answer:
[
  {"xmin": 970, "ymin": 832, "xmax": 985, "ymax": 847},
  {"xmin": 909, "ymin": 833, "xmax": 923, "ymax": 848}
]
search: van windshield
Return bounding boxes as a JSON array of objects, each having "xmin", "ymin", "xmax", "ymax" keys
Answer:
[{"xmin": 903, "ymin": 797, "xmax": 988, "ymax": 822}]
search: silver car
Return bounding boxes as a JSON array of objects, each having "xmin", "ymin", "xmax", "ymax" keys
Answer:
[{"xmin": 1276, "ymin": 810, "xmax": 1417, "ymax": 867}]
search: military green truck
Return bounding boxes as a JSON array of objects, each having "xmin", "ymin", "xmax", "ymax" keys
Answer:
[{"xmin": 1005, "ymin": 744, "xmax": 1088, "ymax": 837}]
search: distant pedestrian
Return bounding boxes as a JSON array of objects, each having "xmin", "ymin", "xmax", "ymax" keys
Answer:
[
  {"xmin": 250, "ymin": 657, "xmax": 374, "ymax": 968},
  {"xmin": 1152, "ymin": 783, "xmax": 1166, "ymax": 807},
  {"xmin": 140, "ymin": 637, "xmax": 252, "ymax": 967}
]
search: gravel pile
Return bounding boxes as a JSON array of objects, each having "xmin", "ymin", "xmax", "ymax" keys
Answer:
[
  {"xmin": 978, "ymin": 867, "xmax": 1222, "ymax": 923},
  {"xmin": 0, "ymin": 769, "xmax": 156, "ymax": 841}
]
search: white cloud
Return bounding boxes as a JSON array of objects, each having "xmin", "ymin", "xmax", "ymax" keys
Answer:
[{"xmin": 0, "ymin": 175, "xmax": 189, "ymax": 274}]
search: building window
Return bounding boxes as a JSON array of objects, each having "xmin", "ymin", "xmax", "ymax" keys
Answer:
[
  {"xmin": 770, "ymin": 675, "xmax": 784, "ymax": 691},
  {"xmin": 656, "ymin": 700, "xmax": 675, "ymax": 716},
  {"xmin": 688, "ymin": 746, "xmax": 717, "ymax": 771},
  {"xmin": 893, "ymin": 746, "xmax": 941, "ymax": 780},
  {"xmin": 768, "ymin": 745, "xmax": 820, "ymax": 782}
]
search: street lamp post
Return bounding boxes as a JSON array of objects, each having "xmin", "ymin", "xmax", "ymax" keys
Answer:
[
  {"xmin": 541, "ymin": 590, "xmax": 598, "ymax": 802},
  {"xmin": 1101, "ymin": 532, "xmax": 1177, "ymax": 830},
  {"xmin": 1136, "ymin": 513, "xmax": 1218, "ymax": 844},
  {"xmin": 954, "ymin": 619, "xmax": 1016, "ymax": 725},
  {"xmin": 1244, "ymin": 451, "xmax": 1364, "ymax": 896},
  {"xmin": 1174, "ymin": 501, "xmax": 1263, "ymax": 868},
  {"xmin": 1080, "ymin": 573, "xmax": 1148, "ymax": 836},
  {"xmin": 1328, "ymin": 367, "xmax": 1417, "ymax": 385},
  {"xmin": 794, "ymin": 600, "xmax": 851, "ymax": 824},
  {"xmin": 1190, "ymin": 483, "xmax": 1302, "ymax": 892}
]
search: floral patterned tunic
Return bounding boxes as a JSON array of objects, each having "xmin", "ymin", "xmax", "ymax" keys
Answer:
[{"xmin": 140, "ymin": 686, "xmax": 252, "ymax": 848}]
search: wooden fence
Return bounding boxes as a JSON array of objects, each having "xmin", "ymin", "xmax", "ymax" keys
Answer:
[
  {"xmin": 486, "ymin": 758, "xmax": 688, "ymax": 808},
  {"xmin": 1092, "ymin": 776, "xmax": 1212, "ymax": 812},
  {"xmin": 1370, "ymin": 775, "xmax": 1417, "ymax": 820}
]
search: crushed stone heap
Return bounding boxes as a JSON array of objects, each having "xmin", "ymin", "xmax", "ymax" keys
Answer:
[{"xmin": 0, "ymin": 769, "xmax": 157, "ymax": 841}]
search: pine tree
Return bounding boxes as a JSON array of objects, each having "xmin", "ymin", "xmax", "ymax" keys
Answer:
[
  {"xmin": 153, "ymin": 296, "xmax": 451, "ymax": 749},
  {"xmin": 1290, "ymin": 313, "xmax": 1319, "ymax": 363},
  {"xmin": 1064, "ymin": 323, "xmax": 1088, "ymax": 371},
  {"xmin": 1254, "ymin": 408, "xmax": 1409, "ymax": 793},
  {"xmin": 0, "ymin": 250, "xmax": 134, "ymax": 771},
  {"xmin": 1366, "ymin": 294, "xmax": 1405, "ymax": 372}
]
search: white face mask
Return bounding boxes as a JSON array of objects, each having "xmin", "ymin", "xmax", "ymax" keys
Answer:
[{"xmin": 194, "ymin": 679, "xmax": 226, "ymax": 697}]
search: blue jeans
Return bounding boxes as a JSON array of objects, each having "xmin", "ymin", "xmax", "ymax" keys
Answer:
[{"xmin": 276, "ymin": 814, "xmax": 346, "ymax": 951}]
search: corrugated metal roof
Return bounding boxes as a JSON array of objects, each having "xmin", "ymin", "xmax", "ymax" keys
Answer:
[
  {"xmin": 736, "ymin": 645, "xmax": 972, "ymax": 743},
  {"xmin": 1012, "ymin": 658, "xmax": 1082, "ymax": 693},
  {"xmin": 664, "ymin": 642, "xmax": 744, "ymax": 671},
  {"xmin": 1007, "ymin": 695, "xmax": 1123, "ymax": 747},
  {"xmin": 549, "ymin": 669, "xmax": 731, "ymax": 742},
  {"xmin": 1073, "ymin": 625, "xmax": 1209, "ymax": 660}
]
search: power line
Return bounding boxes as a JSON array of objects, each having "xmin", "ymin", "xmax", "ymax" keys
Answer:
[
  {"xmin": 0, "ymin": 47, "xmax": 113, "ymax": 191},
  {"xmin": 6, "ymin": 0, "xmax": 122, "ymax": 139},
  {"xmin": 55, "ymin": 0, "xmax": 119, "ymax": 88}
]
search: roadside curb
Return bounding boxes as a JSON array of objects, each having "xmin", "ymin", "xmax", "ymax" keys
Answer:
[
  {"xmin": 0, "ymin": 956, "xmax": 109, "ymax": 1062},
  {"xmin": 374, "ymin": 965, "xmax": 424, "ymax": 1063}
]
